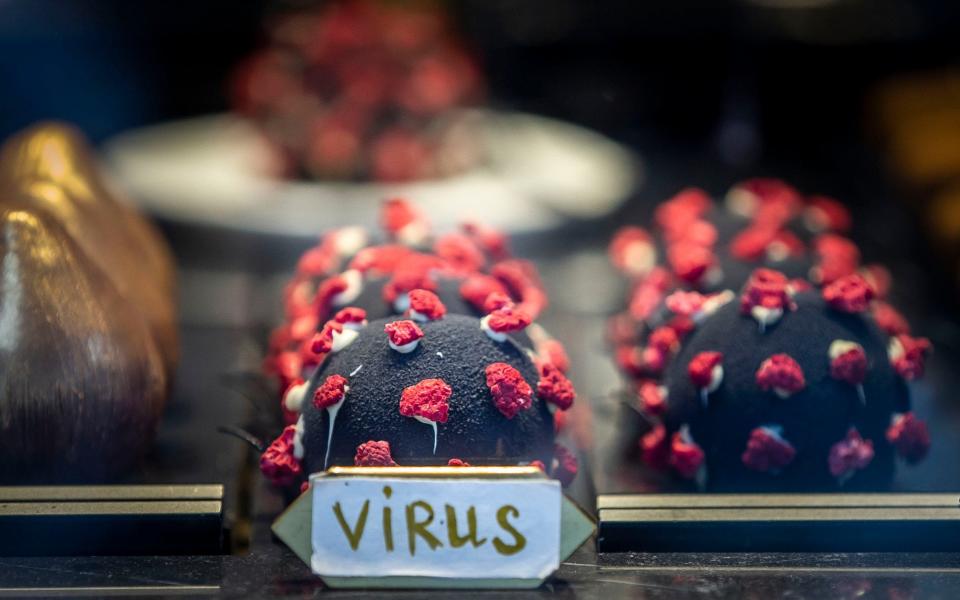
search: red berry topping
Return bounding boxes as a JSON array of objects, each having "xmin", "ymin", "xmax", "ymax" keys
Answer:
[
  {"xmin": 609, "ymin": 226, "xmax": 655, "ymax": 276},
  {"xmin": 260, "ymin": 425, "xmax": 302, "ymax": 486},
  {"xmin": 829, "ymin": 340, "xmax": 868, "ymax": 385},
  {"xmin": 408, "ymin": 289, "xmax": 447, "ymax": 320},
  {"xmin": 667, "ymin": 242, "xmax": 714, "ymax": 284},
  {"xmin": 552, "ymin": 444, "xmax": 578, "ymax": 486},
  {"xmin": 823, "ymin": 273, "xmax": 875, "ymax": 313},
  {"xmin": 669, "ymin": 429, "xmax": 705, "ymax": 479},
  {"xmin": 742, "ymin": 426, "xmax": 796, "ymax": 472},
  {"xmin": 354, "ymin": 440, "xmax": 398, "ymax": 467},
  {"xmin": 482, "ymin": 291, "xmax": 513, "ymax": 313},
  {"xmin": 491, "ymin": 259, "xmax": 547, "ymax": 320},
  {"xmin": 756, "ymin": 354, "xmax": 806, "ymax": 397},
  {"xmin": 828, "ymin": 428, "xmax": 874, "ymax": 479},
  {"xmin": 740, "ymin": 268, "xmax": 794, "ymax": 317},
  {"xmin": 333, "ymin": 307, "xmax": 367, "ymax": 325},
  {"xmin": 399, "ymin": 378, "xmax": 451, "ymax": 423},
  {"xmin": 648, "ymin": 326, "xmax": 680, "ymax": 354},
  {"xmin": 537, "ymin": 363, "xmax": 575, "ymax": 410},
  {"xmin": 315, "ymin": 274, "xmax": 350, "ymax": 310},
  {"xmin": 553, "ymin": 409, "xmax": 568, "ymax": 434},
  {"xmin": 813, "ymin": 234, "xmax": 860, "ymax": 284},
  {"xmin": 679, "ymin": 219, "xmax": 718, "ymax": 248},
  {"xmin": 889, "ymin": 334, "xmax": 932, "ymax": 380},
  {"xmin": 310, "ymin": 320, "xmax": 344, "ymax": 354},
  {"xmin": 349, "ymin": 244, "xmax": 413, "ymax": 274},
  {"xmin": 637, "ymin": 381, "xmax": 667, "ymax": 416},
  {"xmin": 447, "ymin": 458, "xmax": 470, "ymax": 467},
  {"xmin": 806, "ymin": 195, "xmax": 852, "ymax": 233},
  {"xmin": 313, "ymin": 374, "xmax": 348, "ymax": 409},
  {"xmin": 886, "ymin": 412, "xmax": 931, "ymax": 463},
  {"xmin": 381, "ymin": 198, "xmax": 424, "ymax": 237},
  {"xmin": 486, "ymin": 305, "xmax": 532, "ymax": 333},
  {"xmin": 382, "ymin": 256, "xmax": 442, "ymax": 304},
  {"xmin": 296, "ymin": 242, "xmax": 338, "ymax": 277},
  {"xmin": 485, "ymin": 362, "xmax": 534, "ymax": 418},
  {"xmin": 665, "ymin": 290, "xmax": 708, "ymax": 317},
  {"xmin": 461, "ymin": 221, "xmax": 510, "ymax": 261},
  {"xmin": 530, "ymin": 460, "xmax": 547, "ymax": 473},
  {"xmin": 873, "ymin": 302, "xmax": 911, "ymax": 336},
  {"xmin": 433, "ymin": 232, "xmax": 485, "ymax": 273},
  {"xmin": 730, "ymin": 224, "xmax": 780, "ymax": 262},
  {"xmin": 861, "ymin": 264, "xmax": 892, "ymax": 299},
  {"xmin": 459, "ymin": 274, "xmax": 509, "ymax": 312},
  {"xmin": 688, "ymin": 351, "xmax": 723, "ymax": 389},
  {"xmin": 655, "ymin": 187, "xmax": 712, "ymax": 233},
  {"xmin": 385, "ymin": 319, "xmax": 424, "ymax": 347},
  {"xmin": 640, "ymin": 423, "xmax": 670, "ymax": 470},
  {"xmin": 628, "ymin": 267, "xmax": 673, "ymax": 321}
]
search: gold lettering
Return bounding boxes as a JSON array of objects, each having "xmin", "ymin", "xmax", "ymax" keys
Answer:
[
  {"xmin": 406, "ymin": 500, "xmax": 443, "ymax": 556},
  {"xmin": 445, "ymin": 504, "xmax": 487, "ymax": 548},
  {"xmin": 493, "ymin": 505, "xmax": 526, "ymax": 556},
  {"xmin": 382, "ymin": 486, "xmax": 394, "ymax": 552},
  {"xmin": 333, "ymin": 500, "xmax": 369, "ymax": 551}
]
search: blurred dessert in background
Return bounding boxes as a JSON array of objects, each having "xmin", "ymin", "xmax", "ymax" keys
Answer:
[{"xmin": 232, "ymin": 0, "xmax": 484, "ymax": 182}]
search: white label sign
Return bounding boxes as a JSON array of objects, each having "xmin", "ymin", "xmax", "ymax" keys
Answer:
[{"xmin": 310, "ymin": 476, "xmax": 562, "ymax": 580}]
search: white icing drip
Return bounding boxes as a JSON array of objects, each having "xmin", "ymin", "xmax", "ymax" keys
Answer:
[
  {"xmin": 398, "ymin": 222, "xmax": 430, "ymax": 246},
  {"xmin": 765, "ymin": 241, "xmax": 790, "ymax": 262},
  {"xmin": 331, "ymin": 328, "xmax": 359, "ymax": 352},
  {"xmin": 698, "ymin": 290, "xmax": 734, "ymax": 322},
  {"xmin": 725, "ymin": 188, "xmax": 757, "ymax": 218},
  {"xmin": 888, "ymin": 337, "xmax": 905, "ymax": 362},
  {"xmin": 480, "ymin": 315, "xmax": 507, "ymax": 342},
  {"xmin": 856, "ymin": 384, "xmax": 866, "ymax": 405},
  {"xmin": 803, "ymin": 207, "xmax": 827, "ymax": 233},
  {"xmin": 751, "ymin": 305, "xmax": 783, "ymax": 333},
  {"xmin": 408, "ymin": 309, "xmax": 429, "ymax": 323},
  {"xmin": 349, "ymin": 364, "xmax": 363, "ymax": 377},
  {"xmin": 624, "ymin": 241, "xmax": 656, "ymax": 278},
  {"xmin": 389, "ymin": 338, "xmax": 420, "ymax": 353},
  {"xmin": 293, "ymin": 415, "xmax": 306, "ymax": 460},
  {"xmin": 707, "ymin": 365, "xmax": 723, "ymax": 393},
  {"xmin": 773, "ymin": 387, "xmax": 793, "ymax": 399},
  {"xmin": 323, "ymin": 394, "xmax": 345, "ymax": 470},
  {"xmin": 283, "ymin": 380, "xmax": 309, "ymax": 413},
  {"xmin": 333, "ymin": 226, "xmax": 368, "ymax": 256},
  {"xmin": 332, "ymin": 269, "xmax": 363, "ymax": 306},
  {"xmin": 414, "ymin": 416, "xmax": 438, "ymax": 454},
  {"xmin": 393, "ymin": 293, "xmax": 411, "ymax": 313},
  {"xmin": 829, "ymin": 339, "xmax": 861, "ymax": 360}
]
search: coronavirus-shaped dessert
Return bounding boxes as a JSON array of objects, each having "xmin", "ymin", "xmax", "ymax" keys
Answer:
[
  {"xmin": 265, "ymin": 198, "xmax": 563, "ymax": 422},
  {"xmin": 260, "ymin": 296, "xmax": 578, "ymax": 487},
  {"xmin": 609, "ymin": 181, "xmax": 931, "ymax": 491},
  {"xmin": 636, "ymin": 269, "xmax": 931, "ymax": 491}
]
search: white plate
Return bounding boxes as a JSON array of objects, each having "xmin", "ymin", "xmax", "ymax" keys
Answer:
[{"xmin": 104, "ymin": 110, "xmax": 640, "ymax": 238}]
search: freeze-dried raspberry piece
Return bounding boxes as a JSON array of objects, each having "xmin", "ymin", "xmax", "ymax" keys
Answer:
[
  {"xmin": 888, "ymin": 334, "xmax": 932, "ymax": 380},
  {"xmin": 537, "ymin": 363, "xmax": 575, "ymax": 410},
  {"xmin": 823, "ymin": 274, "xmax": 875, "ymax": 313},
  {"xmin": 828, "ymin": 428, "xmax": 874, "ymax": 480},
  {"xmin": 260, "ymin": 426, "xmax": 302, "ymax": 486},
  {"xmin": 407, "ymin": 289, "xmax": 447, "ymax": 321},
  {"xmin": 886, "ymin": 412, "xmax": 930, "ymax": 463},
  {"xmin": 485, "ymin": 362, "xmax": 533, "ymax": 418},
  {"xmin": 756, "ymin": 354, "xmax": 806, "ymax": 398},
  {"xmin": 313, "ymin": 374, "xmax": 349, "ymax": 409},
  {"xmin": 742, "ymin": 426, "xmax": 796, "ymax": 473},
  {"xmin": 355, "ymin": 440, "xmax": 398, "ymax": 466},
  {"xmin": 399, "ymin": 378, "xmax": 451, "ymax": 423}
]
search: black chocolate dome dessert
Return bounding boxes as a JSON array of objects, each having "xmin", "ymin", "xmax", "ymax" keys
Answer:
[{"xmin": 260, "ymin": 293, "xmax": 577, "ymax": 488}]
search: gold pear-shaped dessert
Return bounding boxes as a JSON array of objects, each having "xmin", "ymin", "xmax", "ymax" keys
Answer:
[
  {"xmin": 0, "ymin": 123, "xmax": 178, "ymax": 373},
  {"xmin": 0, "ymin": 123, "xmax": 176, "ymax": 482}
]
